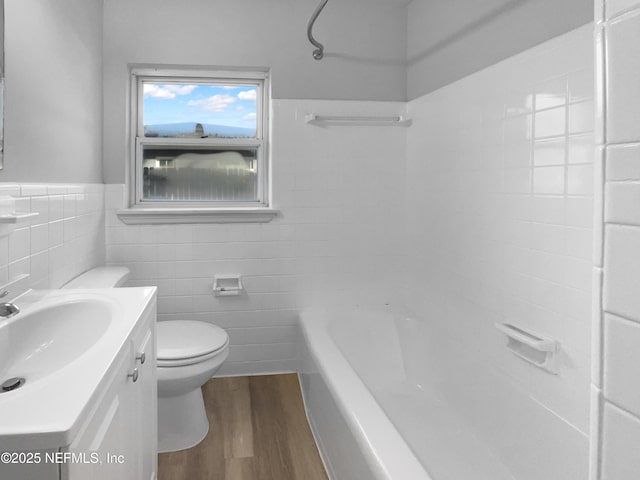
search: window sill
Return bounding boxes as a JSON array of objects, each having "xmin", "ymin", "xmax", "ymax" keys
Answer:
[{"xmin": 116, "ymin": 207, "xmax": 279, "ymax": 225}]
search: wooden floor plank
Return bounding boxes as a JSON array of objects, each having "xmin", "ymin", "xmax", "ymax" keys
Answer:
[
  {"xmin": 276, "ymin": 375, "xmax": 329, "ymax": 480},
  {"xmin": 249, "ymin": 375, "xmax": 296, "ymax": 480},
  {"xmin": 225, "ymin": 457, "xmax": 256, "ymax": 480},
  {"xmin": 189, "ymin": 379, "xmax": 227, "ymax": 479},
  {"xmin": 219, "ymin": 376, "xmax": 254, "ymax": 459},
  {"xmin": 158, "ymin": 374, "xmax": 328, "ymax": 480}
]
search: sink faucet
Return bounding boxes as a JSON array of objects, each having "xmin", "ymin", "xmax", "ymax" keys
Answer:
[{"xmin": 0, "ymin": 303, "xmax": 19, "ymax": 318}]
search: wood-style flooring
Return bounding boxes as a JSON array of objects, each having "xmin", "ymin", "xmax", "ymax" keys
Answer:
[{"xmin": 158, "ymin": 374, "xmax": 329, "ymax": 480}]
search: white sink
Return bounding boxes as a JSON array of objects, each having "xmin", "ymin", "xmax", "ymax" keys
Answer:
[
  {"xmin": 0, "ymin": 299, "xmax": 114, "ymax": 383},
  {"xmin": 0, "ymin": 287, "xmax": 157, "ymax": 452}
]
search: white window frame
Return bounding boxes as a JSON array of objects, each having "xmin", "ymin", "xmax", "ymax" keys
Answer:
[{"xmin": 119, "ymin": 66, "xmax": 277, "ymax": 224}]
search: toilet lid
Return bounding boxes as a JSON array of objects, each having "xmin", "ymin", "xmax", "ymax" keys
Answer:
[{"xmin": 157, "ymin": 320, "xmax": 229, "ymax": 360}]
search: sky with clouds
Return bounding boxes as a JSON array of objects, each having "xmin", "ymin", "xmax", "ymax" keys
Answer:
[{"xmin": 143, "ymin": 83, "xmax": 257, "ymax": 128}]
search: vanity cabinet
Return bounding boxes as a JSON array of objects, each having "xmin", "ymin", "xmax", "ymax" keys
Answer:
[
  {"xmin": 63, "ymin": 304, "xmax": 157, "ymax": 480},
  {"xmin": 0, "ymin": 296, "xmax": 158, "ymax": 480}
]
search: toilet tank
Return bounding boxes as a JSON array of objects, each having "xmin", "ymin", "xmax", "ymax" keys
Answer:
[{"xmin": 63, "ymin": 266, "xmax": 130, "ymax": 289}]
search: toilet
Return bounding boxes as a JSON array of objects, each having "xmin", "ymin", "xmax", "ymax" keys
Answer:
[
  {"xmin": 63, "ymin": 266, "xmax": 230, "ymax": 453},
  {"xmin": 155, "ymin": 319, "xmax": 228, "ymax": 452}
]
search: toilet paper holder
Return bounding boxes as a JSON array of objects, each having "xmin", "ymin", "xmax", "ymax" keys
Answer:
[{"xmin": 213, "ymin": 274, "xmax": 244, "ymax": 296}]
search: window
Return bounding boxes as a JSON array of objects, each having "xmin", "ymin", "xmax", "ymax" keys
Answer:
[{"xmin": 121, "ymin": 67, "xmax": 276, "ymax": 224}]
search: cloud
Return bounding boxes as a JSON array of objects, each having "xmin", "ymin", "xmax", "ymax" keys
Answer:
[
  {"xmin": 236, "ymin": 106, "xmax": 245, "ymax": 111},
  {"xmin": 237, "ymin": 90, "xmax": 257, "ymax": 101},
  {"xmin": 144, "ymin": 84, "xmax": 198, "ymax": 99},
  {"xmin": 242, "ymin": 112, "xmax": 257, "ymax": 121},
  {"xmin": 187, "ymin": 94, "xmax": 236, "ymax": 112}
]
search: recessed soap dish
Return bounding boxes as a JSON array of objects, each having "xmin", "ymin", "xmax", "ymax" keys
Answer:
[
  {"xmin": 495, "ymin": 323, "xmax": 560, "ymax": 374},
  {"xmin": 213, "ymin": 274, "xmax": 244, "ymax": 296}
]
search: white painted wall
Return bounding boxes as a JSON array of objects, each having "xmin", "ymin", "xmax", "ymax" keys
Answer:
[
  {"xmin": 593, "ymin": 2, "xmax": 640, "ymax": 478},
  {"xmin": 102, "ymin": 0, "xmax": 408, "ymax": 184},
  {"xmin": 407, "ymin": 0, "xmax": 593, "ymax": 100},
  {"xmin": 3, "ymin": 0, "xmax": 103, "ymax": 183},
  {"xmin": 0, "ymin": 2, "xmax": 107, "ymax": 293},
  {"xmin": 406, "ymin": 25, "xmax": 594, "ymax": 479}
]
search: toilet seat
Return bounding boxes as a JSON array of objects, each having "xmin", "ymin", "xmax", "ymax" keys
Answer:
[
  {"xmin": 157, "ymin": 320, "xmax": 229, "ymax": 367},
  {"xmin": 157, "ymin": 346, "xmax": 229, "ymax": 367}
]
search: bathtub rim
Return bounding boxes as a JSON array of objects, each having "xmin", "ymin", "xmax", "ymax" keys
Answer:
[{"xmin": 299, "ymin": 307, "xmax": 432, "ymax": 480}]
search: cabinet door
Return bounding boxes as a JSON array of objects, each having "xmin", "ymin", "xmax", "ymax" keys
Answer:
[
  {"xmin": 132, "ymin": 326, "xmax": 157, "ymax": 480},
  {"xmin": 65, "ymin": 353, "xmax": 138, "ymax": 480},
  {"xmin": 0, "ymin": 449, "xmax": 59, "ymax": 480},
  {"xmin": 65, "ymin": 306, "xmax": 157, "ymax": 480}
]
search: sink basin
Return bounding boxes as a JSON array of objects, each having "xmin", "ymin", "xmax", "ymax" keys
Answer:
[
  {"xmin": 0, "ymin": 287, "xmax": 156, "ymax": 452},
  {"xmin": 0, "ymin": 298, "xmax": 115, "ymax": 384}
]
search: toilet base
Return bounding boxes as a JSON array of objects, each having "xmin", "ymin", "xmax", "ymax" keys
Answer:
[{"xmin": 158, "ymin": 387, "xmax": 209, "ymax": 453}]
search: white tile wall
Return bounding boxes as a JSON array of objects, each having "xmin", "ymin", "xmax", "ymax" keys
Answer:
[
  {"xmin": 596, "ymin": 1, "xmax": 640, "ymax": 476},
  {"xmin": 603, "ymin": 313, "xmax": 640, "ymax": 417},
  {"xmin": 105, "ymin": 99, "xmax": 407, "ymax": 376},
  {"xmin": 606, "ymin": 143, "xmax": 640, "ymax": 180},
  {"xmin": 606, "ymin": 0, "xmax": 640, "ymax": 18},
  {"xmin": 406, "ymin": 25, "xmax": 593, "ymax": 478},
  {"xmin": 603, "ymin": 225, "xmax": 640, "ymax": 322},
  {"xmin": 0, "ymin": 183, "xmax": 104, "ymax": 290},
  {"xmin": 605, "ymin": 183, "xmax": 640, "ymax": 226},
  {"xmin": 601, "ymin": 403, "xmax": 640, "ymax": 479},
  {"xmin": 605, "ymin": 10, "xmax": 640, "ymax": 143}
]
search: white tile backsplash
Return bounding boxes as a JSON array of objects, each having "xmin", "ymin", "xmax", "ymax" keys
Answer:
[
  {"xmin": 9, "ymin": 227, "xmax": 30, "ymax": 263},
  {"xmin": 0, "ymin": 183, "xmax": 104, "ymax": 290},
  {"xmin": 30, "ymin": 223, "xmax": 49, "ymax": 255}
]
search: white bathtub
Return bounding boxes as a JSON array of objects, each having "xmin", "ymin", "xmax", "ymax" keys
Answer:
[{"xmin": 298, "ymin": 307, "xmax": 588, "ymax": 480}]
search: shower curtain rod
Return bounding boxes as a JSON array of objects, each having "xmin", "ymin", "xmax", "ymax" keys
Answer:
[{"xmin": 307, "ymin": 0, "xmax": 329, "ymax": 60}]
